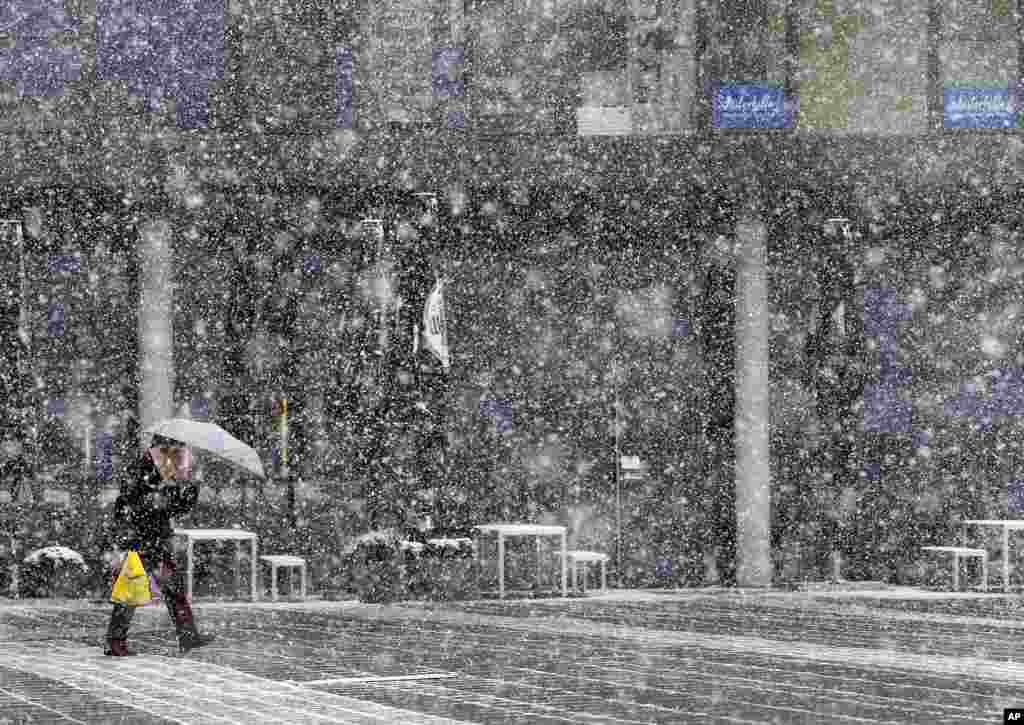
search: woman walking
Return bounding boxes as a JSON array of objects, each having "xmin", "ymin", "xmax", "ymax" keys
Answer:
[{"xmin": 105, "ymin": 437, "xmax": 216, "ymax": 656}]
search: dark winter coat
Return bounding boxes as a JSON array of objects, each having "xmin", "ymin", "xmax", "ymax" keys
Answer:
[{"xmin": 112, "ymin": 450, "xmax": 198, "ymax": 561}]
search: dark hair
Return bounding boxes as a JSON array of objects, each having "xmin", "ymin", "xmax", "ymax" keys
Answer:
[
  {"xmin": 119, "ymin": 449, "xmax": 161, "ymax": 495},
  {"xmin": 149, "ymin": 434, "xmax": 182, "ymax": 447}
]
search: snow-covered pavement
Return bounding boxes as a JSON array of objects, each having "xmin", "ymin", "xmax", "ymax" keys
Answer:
[{"xmin": 0, "ymin": 589, "xmax": 1016, "ymax": 723}]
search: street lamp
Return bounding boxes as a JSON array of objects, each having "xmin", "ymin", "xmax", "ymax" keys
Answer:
[{"xmin": 823, "ymin": 216, "xmax": 853, "ymax": 583}]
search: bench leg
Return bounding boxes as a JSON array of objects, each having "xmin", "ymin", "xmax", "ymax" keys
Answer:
[
  {"xmin": 271, "ymin": 564, "xmax": 279, "ymax": 602},
  {"xmin": 601, "ymin": 561, "xmax": 607, "ymax": 592},
  {"xmin": 251, "ymin": 539, "xmax": 258, "ymax": 602},
  {"xmin": 536, "ymin": 538, "xmax": 542, "ymax": 590},
  {"xmin": 301, "ymin": 564, "xmax": 307, "ymax": 600},
  {"xmin": 982, "ymin": 556, "xmax": 989, "ymax": 592},
  {"xmin": 498, "ymin": 535, "xmax": 505, "ymax": 599},
  {"xmin": 952, "ymin": 554, "xmax": 960, "ymax": 591}
]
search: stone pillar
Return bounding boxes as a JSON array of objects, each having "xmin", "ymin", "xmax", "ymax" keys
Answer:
[
  {"xmin": 734, "ymin": 214, "xmax": 772, "ymax": 587},
  {"xmin": 137, "ymin": 220, "xmax": 175, "ymax": 450}
]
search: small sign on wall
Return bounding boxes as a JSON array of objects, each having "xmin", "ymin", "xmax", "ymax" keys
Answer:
[
  {"xmin": 713, "ymin": 83, "xmax": 793, "ymax": 130},
  {"xmin": 944, "ymin": 85, "xmax": 1019, "ymax": 129},
  {"xmin": 43, "ymin": 488, "xmax": 71, "ymax": 508},
  {"xmin": 620, "ymin": 455, "xmax": 647, "ymax": 481}
]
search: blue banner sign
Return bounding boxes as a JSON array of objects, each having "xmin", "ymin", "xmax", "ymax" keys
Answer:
[
  {"xmin": 713, "ymin": 83, "xmax": 791, "ymax": 129},
  {"xmin": 944, "ymin": 86, "xmax": 1017, "ymax": 129}
]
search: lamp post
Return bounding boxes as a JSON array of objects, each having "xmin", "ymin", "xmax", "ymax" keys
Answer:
[
  {"xmin": 3, "ymin": 219, "xmax": 36, "ymax": 494},
  {"xmin": 823, "ymin": 216, "xmax": 852, "ymax": 583},
  {"xmin": 613, "ymin": 356, "xmax": 622, "ymax": 588}
]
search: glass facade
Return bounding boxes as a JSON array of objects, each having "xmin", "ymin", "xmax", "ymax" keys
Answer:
[{"xmin": 0, "ymin": 1, "xmax": 1021, "ymax": 134}]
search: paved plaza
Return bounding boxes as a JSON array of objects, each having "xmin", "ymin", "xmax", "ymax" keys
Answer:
[{"xmin": 0, "ymin": 588, "xmax": 1019, "ymax": 723}]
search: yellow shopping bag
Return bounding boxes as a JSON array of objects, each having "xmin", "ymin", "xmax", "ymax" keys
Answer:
[{"xmin": 110, "ymin": 551, "xmax": 152, "ymax": 607}]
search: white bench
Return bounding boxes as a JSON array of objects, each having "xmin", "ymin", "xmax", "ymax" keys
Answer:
[
  {"xmin": 562, "ymin": 550, "xmax": 609, "ymax": 593},
  {"xmin": 260, "ymin": 555, "xmax": 308, "ymax": 601},
  {"xmin": 921, "ymin": 546, "xmax": 988, "ymax": 591}
]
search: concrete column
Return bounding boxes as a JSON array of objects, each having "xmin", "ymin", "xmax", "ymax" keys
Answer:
[
  {"xmin": 137, "ymin": 220, "xmax": 175, "ymax": 450},
  {"xmin": 734, "ymin": 214, "xmax": 772, "ymax": 587}
]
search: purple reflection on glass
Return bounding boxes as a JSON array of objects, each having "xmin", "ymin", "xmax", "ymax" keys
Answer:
[
  {"xmin": 863, "ymin": 384, "xmax": 912, "ymax": 433},
  {"xmin": 946, "ymin": 369, "xmax": 1024, "ymax": 421},
  {"xmin": 95, "ymin": 432, "xmax": 114, "ymax": 481},
  {"xmin": 445, "ymin": 110, "xmax": 466, "ymax": 130},
  {"xmin": 863, "ymin": 289, "xmax": 913, "ymax": 435},
  {"xmin": 480, "ymin": 400, "xmax": 513, "ymax": 433},
  {"xmin": 1009, "ymin": 480, "xmax": 1024, "ymax": 514},
  {"xmin": 304, "ymin": 255, "xmax": 322, "ymax": 274},
  {"xmin": 432, "ymin": 48, "xmax": 464, "ymax": 99},
  {"xmin": 0, "ymin": 1, "xmax": 82, "ymax": 97},
  {"xmin": 47, "ymin": 304, "xmax": 65, "ymax": 337},
  {"xmin": 190, "ymin": 398, "xmax": 209, "ymax": 420},
  {"xmin": 46, "ymin": 398, "xmax": 66, "ymax": 417},
  {"xmin": 48, "ymin": 254, "xmax": 81, "ymax": 274},
  {"xmin": 878, "ymin": 351, "xmax": 912, "ymax": 386},
  {"xmin": 863, "ymin": 288, "xmax": 911, "ymax": 345},
  {"xmin": 96, "ymin": 0, "xmax": 223, "ymax": 128}
]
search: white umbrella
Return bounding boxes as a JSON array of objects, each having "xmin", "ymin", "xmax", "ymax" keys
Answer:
[{"xmin": 143, "ymin": 418, "xmax": 265, "ymax": 479}]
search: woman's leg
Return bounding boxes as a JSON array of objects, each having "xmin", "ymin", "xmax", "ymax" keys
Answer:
[
  {"xmin": 105, "ymin": 604, "xmax": 135, "ymax": 655},
  {"xmin": 105, "ymin": 559, "xmax": 136, "ymax": 655},
  {"xmin": 156, "ymin": 555, "xmax": 215, "ymax": 652}
]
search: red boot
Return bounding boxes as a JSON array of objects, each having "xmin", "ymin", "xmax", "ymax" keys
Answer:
[
  {"xmin": 171, "ymin": 593, "xmax": 216, "ymax": 654},
  {"xmin": 103, "ymin": 639, "xmax": 136, "ymax": 657}
]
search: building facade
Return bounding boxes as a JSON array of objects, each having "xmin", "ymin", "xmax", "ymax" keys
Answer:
[{"xmin": 1, "ymin": 0, "xmax": 1023, "ymax": 586}]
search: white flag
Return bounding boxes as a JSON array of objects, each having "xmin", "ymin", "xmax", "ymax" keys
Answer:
[{"xmin": 422, "ymin": 278, "xmax": 450, "ymax": 371}]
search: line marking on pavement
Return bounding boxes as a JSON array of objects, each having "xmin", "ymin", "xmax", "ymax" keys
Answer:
[
  {"xmin": 0, "ymin": 641, "xmax": 476, "ymax": 725},
  {"xmin": 232, "ymin": 609, "xmax": 974, "ymax": 724},
  {"xmin": 293, "ymin": 673, "xmax": 457, "ymax": 686},
  {"xmin": 366, "ymin": 602, "xmax": 1024, "ymax": 687},
  {"xmin": 0, "ymin": 684, "xmax": 92, "ymax": 725}
]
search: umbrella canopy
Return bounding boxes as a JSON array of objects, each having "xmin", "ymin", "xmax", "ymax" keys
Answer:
[
  {"xmin": 142, "ymin": 419, "xmax": 265, "ymax": 479},
  {"xmin": 24, "ymin": 546, "xmax": 88, "ymax": 570}
]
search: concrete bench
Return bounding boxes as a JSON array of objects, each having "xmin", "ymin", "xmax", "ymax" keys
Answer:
[
  {"xmin": 561, "ymin": 550, "xmax": 609, "ymax": 593},
  {"xmin": 921, "ymin": 546, "xmax": 988, "ymax": 591},
  {"xmin": 260, "ymin": 555, "xmax": 308, "ymax": 601}
]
